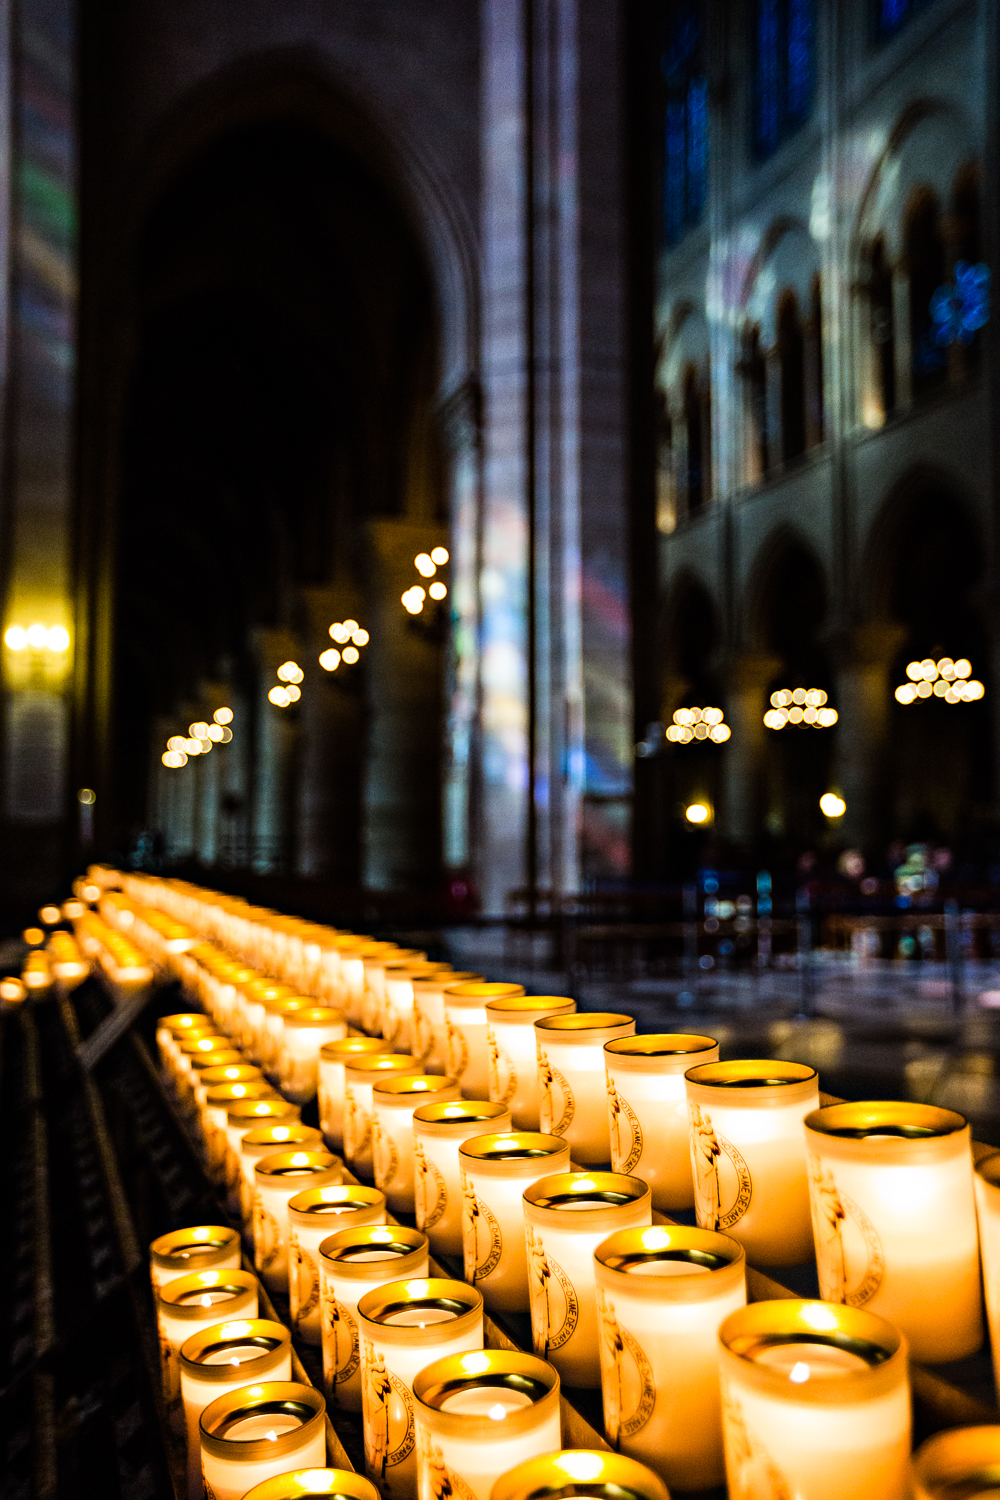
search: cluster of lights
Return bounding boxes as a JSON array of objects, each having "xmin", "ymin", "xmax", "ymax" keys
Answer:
[
  {"xmin": 894, "ymin": 657, "xmax": 984, "ymax": 705},
  {"xmin": 764, "ymin": 688, "xmax": 838, "ymax": 730},
  {"xmin": 162, "ymin": 707, "xmax": 233, "ymax": 768},
  {"xmin": 820, "ymin": 792, "xmax": 846, "ymax": 819},
  {"xmin": 402, "ymin": 547, "xmax": 449, "ymax": 615},
  {"xmin": 319, "ymin": 620, "xmax": 369, "ymax": 672},
  {"xmin": 4, "ymin": 624, "xmax": 70, "ymax": 652},
  {"xmin": 666, "ymin": 707, "xmax": 731, "ymax": 744},
  {"xmin": 269, "ymin": 661, "xmax": 303, "ymax": 708}
]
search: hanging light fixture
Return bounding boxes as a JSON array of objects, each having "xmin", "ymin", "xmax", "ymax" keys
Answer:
[
  {"xmin": 894, "ymin": 657, "xmax": 984, "ymax": 705},
  {"xmin": 764, "ymin": 688, "xmax": 838, "ymax": 729},
  {"xmin": 665, "ymin": 706, "xmax": 731, "ymax": 744}
]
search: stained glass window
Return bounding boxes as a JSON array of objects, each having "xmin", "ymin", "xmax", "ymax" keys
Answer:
[
  {"xmin": 661, "ymin": 5, "xmax": 708, "ymax": 246},
  {"xmin": 753, "ymin": 0, "xmax": 815, "ymax": 160},
  {"xmin": 877, "ymin": 0, "xmax": 936, "ymax": 39}
]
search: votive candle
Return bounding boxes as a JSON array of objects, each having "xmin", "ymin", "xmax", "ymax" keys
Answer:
[
  {"xmin": 413, "ymin": 972, "xmax": 483, "ymax": 1074},
  {"xmin": 413, "ymin": 1100, "xmax": 512, "ymax": 1258},
  {"xmin": 225, "ymin": 1097, "xmax": 302, "ymax": 1208},
  {"xmin": 320, "ymin": 1225, "xmax": 429, "ymax": 1413},
  {"xmin": 242, "ymin": 1469, "xmax": 382, "ymax": 1500},
  {"xmin": 490, "ymin": 1450, "xmax": 669, "ymax": 1500},
  {"xmin": 604, "ymin": 1033, "xmax": 718, "ymax": 1212},
  {"xmin": 910, "ymin": 1425, "xmax": 1000, "ymax": 1500},
  {"xmin": 341, "ymin": 941, "xmax": 396, "ymax": 1029},
  {"xmin": 319, "ymin": 1037, "xmax": 394, "ymax": 1153},
  {"xmin": 180, "ymin": 1319, "xmax": 291, "ymax": 1500},
  {"xmin": 536, "ymin": 1014, "xmax": 635, "ymax": 1167},
  {"xmin": 254, "ymin": 1150, "xmax": 343, "ymax": 1294},
  {"xmin": 459, "ymin": 1132, "xmax": 571, "ymax": 1312},
  {"xmin": 363, "ymin": 947, "xmax": 424, "ymax": 1037},
  {"xmin": 382, "ymin": 961, "xmax": 453, "ymax": 1053},
  {"xmin": 444, "ymin": 982, "xmax": 524, "ymax": 1100},
  {"xmin": 150, "ymin": 1225, "xmax": 242, "ymax": 1297},
  {"xmin": 206, "ymin": 1081, "xmax": 281, "ymax": 1183},
  {"xmin": 158, "ymin": 1268, "xmax": 259, "ymax": 1429},
  {"xmin": 199, "ymin": 1382, "xmax": 327, "ymax": 1500},
  {"xmin": 344, "ymin": 1054, "xmax": 423, "ymax": 1178},
  {"xmin": 279, "ymin": 1007, "xmax": 349, "ymax": 1105},
  {"xmin": 288, "ymin": 1185, "xmax": 387, "ymax": 1346},
  {"xmin": 976, "ymin": 1153, "xmax": 1000, "ymax": 1400},
  {"xmin": 485, "ymin": 996, "xmax": 576, "ymax": 1129},
  {"xmin": 240, "ymin": 1123, "xmax": 324, "ymax": 1229},
  {"xmin": 156, "ymin": 1013, "xmax": 209, "ymax": 1078},
  {"xmin": 373, "ymin": 1075, "xmax": 463, "ymax": 1215}
]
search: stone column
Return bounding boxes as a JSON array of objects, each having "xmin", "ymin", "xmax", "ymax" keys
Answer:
[
  {"xmin": 892, "ymin": 266, "xmax": 913, "ymax": 410},
  {"xmin": 250, "ymin": 628, "xmax": 300, "ymax": 874},
  {"xmin": 294, "ymin": 587, "xmax": 364, "ymax": 883},
  {"xmin": 764, "ymin": 348, "xmax": 782, "ymax": 472},
  {"xmin": 722, "ymin": 655, "xmax": 780, "ymax": 846},
  {"xmin": 830, "ymin": 623, "xmax": 906, "ymax": 850}
]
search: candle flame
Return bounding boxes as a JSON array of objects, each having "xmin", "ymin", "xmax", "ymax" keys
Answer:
[
  {"xmin": 266, "ymin": 1430, "xmax": 277, "ymax": 1442},
  {"xmin": 201, "ymin": 1294, "xmax": 214, "ymax": 1307},
  {"xmin": 489, "ymin": 1403, "xmax": 508, "ymax": 1421},
  {"xmin": 789, "ymin": 1362, "xmax": 810, "ymax": 1384}
]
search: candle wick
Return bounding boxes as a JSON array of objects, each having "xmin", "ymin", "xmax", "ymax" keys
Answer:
[
  {"xmin": 266, "ymin": 1430, "xmax": 277, "ymax": 1442},
  {"xmin": 789, "ymin": 1362, "xmax": 810, "ymax": 1384},
  {"xmin": 489, "ymin": 1404, "xmax": 508, "ymax": 1420}
]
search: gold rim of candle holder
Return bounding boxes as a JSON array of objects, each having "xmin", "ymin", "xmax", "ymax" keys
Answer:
[
  {"xmin": 372, "ymin": 1075, "xmax": 462, "ymax": 1106},
  {"xmin": 289, "ymin": 1184, "xmax": 385, "ymax": 1227},
  {"xmin": 977, "ymin": 1150, "xmax": 1000, "ymax": 1193},
  {"xmin": 444, "ymin": 981, "xmax": 526, "ymax": 1008},
  {"xmin": 179, "ymin": 1317, "xmax": 290, "ymax": 1382},
  {"xmin": 282, "ymin": 1007, "xmax": 347, "ymax": 1029},
  {"xmin": 343, "ymin": 1054, "xmax": 422, "ymax": 1082},
  {"xmin": 412, "ymin": 971, "xmax": 483, "ymax": 994},
  {"xmin": 604, "ymin": 1033, "xmax": 719, "ymax": 1071},
  {"xmin": 413, "ymin": 1100, "xmax": 512, "ymax": 1136},
  {"xmin": 242, "ymin": 1467, "xmax": 381, "ymax": 1500},
  {"xmin": 150, "ymin": 1225, "xmax": 240, "ymax": 1275},
  {"xmin": 685, "ymin": 1058, "xmax": 817, "ymax": 1106},
  {"xmin": 910, "ymin": 1425, "xmax": 1000, "ymax": 1499},
  {"xmin": 718, "ymin": 1299, "xmax": 906, "ymax": 1404},
  {"xmin": 319, "ymin": 1225, "xmax": 428, "ymax": 1281},
  {"xmin": 358, "ymin": 1277, "xmax": 482, "ymax": 1345},
  {"xmin": 414, "ymin": 1349, "xmax": 559, "ymax": 1438},
  {"xmin": 806, "ymin": 1100, "xmax": 967, "ymax": 1140},
  {"xmin": 190, "ymin": 1052, "xmax": 247, "ymax": 1076},
  {"xmin": 207, "ymin": 1081, "xmax": 279, "ymax": 1107},
  {"xmin": 534, "ymin": 1013, "xmax": 635, "ymax": 1045},
  {"xmin": 197, "ymin": 1064, "xmax": 261, "ymax": 1089},
  {"xmin": 594, "ymin": 1224, "xmax": 745, "ymax": 1302},
  {"xmin": 158, "ymin": 1268, "xmax": 258, "ymax": 1320},
  {"xmin": 485, "ymin": 995, "xmax": 576, "ymax": 1025},
  {"xmin": 523, "ymin": 1172, "xmax": 652, "ymax": 1230},
  {"xmin": 363, "ymin": 949, "xmax": 424, "ymax": 972},
  {"xmin": 490, "ymin": 1449, "xmax": 671, "ymax": 1500},
  {"xmin": 158, "ymin": 1014, "xmax": 207, "ymax": 1035},
  {"xmin": 242, "ymin": 1124, "xmax": 323, "ymax": 1156},
  {"xmin": 228, "ymin": 1099, "xmax": 302, "ymax": 1129},
  {"xmin": 459, "ymin": 1132, "xmax": 572, "ymax": 1176},
  {"xmin": 180, "ymin": 1034, "xmax": 232, "ymax": 1056},
  {"xmin": 200, "ymin": 1381, "xmax": 325, "ymax": 1462},
  {"xmin": 321, "ymin": 1037, "xmax": 393, "ymax": 1062},
  {"xmin": 384, "ymin": 960, "xmax": 452, "ymax": 978},
  {"xmin": 255, "ymin": 1150, "xmax": 342, "ymax": 1185}
]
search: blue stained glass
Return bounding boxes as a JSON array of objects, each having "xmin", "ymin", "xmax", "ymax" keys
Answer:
[
  {"xmin": 880, "ymin": 0, "xmax": 909, "ymax": 33},
  {"xmin": 687, "ymin": 77, "xmax": 708, "ymax": 222},
  {"xmin": 787, "ymin": 0, "xmax": 813, "ymax": 121},
  {"xmin": 930, "ymin": 262, "xmax": 991, "ymax": 346},
  {"xmin": 665, "ymin": 100, "xmax": 687, "ymax": 244},
  {"xmin": 756, "ymin": 0, "xmax": 781, "ymax": 156}
]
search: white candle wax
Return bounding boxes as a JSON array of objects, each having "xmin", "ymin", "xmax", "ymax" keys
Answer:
[
  {"xmin": 363, "ymin": 949, "xmax": 423, "ymax": 1036},
  {"xmin": 288, "ymin": 1185, "xmax": 387, "ymax": 1345},
  {"xmin": 373, "ymin": 1076, "xmax": 463, "ymax": 1215},
  {"xmin": 445, "ymin": 984, "xmax": 525, "ymax": 1100},
  {"xmin": 485, "ymin": 996, "xmax": 576, "ymax": 1129},
  {"xmin": 158, "ymin": 1269, "xmax": 259, "ymax": 1435},
  {"xmin": 344, "ymin": 1055, "xmax": 422, "ymax": 1178},
  {"xmin": 340, "ymin": 948, "xmax": 381, "ymax": 1028},
  {"xmin": 253, "ymin": 1151, "xmax": 343, "ymax": 1294},
  {"xmin": 685, "ymin": 1059, "xmax": 819, "ymax": 1267},
  {"xmin": 413, "ymin": 1101, "xmax": 512, "ymax": 1258},
  {"xmin": 383, "ymin": 964, "xmax": 453, "ymax": 1054},
  {"xmin": 149, "ymin": 1225, "xmax": 242, "ymax": 1296},
  {"xmin": 536, "ymin": 1015, "xmax": 635, "ymax": 1167},
  {"xmin": 319, "ymin": 1038, "xmax": 394, "ymax": 1153},
  {"xmin": 460, "ymin": 1133, "xmax": 571, "ymax": 1312},
  {"xmin": 807, "ymin": 1101, "xmax": 982, "ymax": 1363},
  {"xmin": 604, "ymin": 1034, "xmax": 719, "ymax": 1211},
  {"xmin": 279, "ymin": 1008, "xmax": 349, "ymax": 1104},
  {"xmin": 319, "ymin": 1226, "xmax": 429, "ymax": 1413},
  {"xmin": 413, "ymin": 974, "xmax": 483, "ymax": 1073},
  {"xmin": 180, "ymin": 1319, "xmax": 291, "ymax": 1500},
  {"xmin": 199, "ymin": 1382, "xmax": 327, "ymax": 1500},
  {"xmin": 240, "ymin": 1124, "xmax": 324, "ymax": 1230}
]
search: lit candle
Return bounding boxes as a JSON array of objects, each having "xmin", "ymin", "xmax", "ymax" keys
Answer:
[
  {"xmin": 490, "ymin": 1449, "xmax": 670, "ymax": 1500},
  {"xmin": 254, "ymin": 1150, "xmax": 343, "ymax": 1294},
  {"xmin": 413, "ymin": 1100, "xmax": 512, "ymax": 1258},
  {"xmin": 412, "ymin": 972, "xmax": 483, "ymax": 1074},
  {"xmin": 319, "ymin": 1225, "xmax": 429, "ymax": 1413},
  {"xmin": 718, "ymin": 1299, "xmax": 911, "ymax": 1500},
  {"xmin": 179, "ymin": 1319, "xmax": 292, "ymax": 1500},
  {"xmin": 485, "ymin": 996, "xmax": 576, "ymax": 1129},
  {"xmin": 344, "ymin": 1054, "xmax": 423, "ymax": 1178},
  {"xmin": 363, "ymin": 947, "xmax": 424, "ymax": 1037},
  {"xmin": 279, "ymin": 1007, "xmax": 349, "ymax": 1105},
  {"xmin": 149, "ymin": 1225, "xmax": 242, "ymax": 1296},
  {"xmin": 199, "ymin": 1382, "xmax": 327, "ymax": 1500},
  {"xmin": 224, "ymin": 1097, "xmax": 302, "ymax": 1207},
  {"xmin": 414, "ymin": 1350, "xmax": 561, "ymax": 1500},
  {"xmin": 594, "ymin": 1224, "xmax": 746, "ymax": 1491},
  {"xmin": 910, "ymin": 1424, "xmax": 1000, "ymax": 1500},
  {"xmin": 158, "ymin": 1268, "xmax": 259, "ymax": 1434},
  {"xmin": 340, "ymin": 942, "xmax": 394, "ymax": 1029},
  {"xmin": 240, "ymin": 1123, "xmax": 324, "ymax": 1230},
  {"xmin": 459, "ymin": 1133, "xmax": 571, "ymax": 1312},
  {"xmin": 241, "ymin": 1467, "xmax": 382, "ymax": 1500},
  {"xmin": 604, "ymin": 1033, "xmax": 719, "ymax": 1212},
  {"xmin": 976, "ymin": 1152, "xmax": 1000, "ymax": 1400},
  {"xmin": 241, "ymin": 980, "xmax": 298, "ymax": 1062},
  {"xmin": 319, "ymin": 1037, "xmax": 394, "ymax": 1153},
  {"xmin": 288, "ymin": 1185, "xmax": 387, "ymax": 1345},
  {"xmin": 178, "ymin": 1034, "xmax": 237, "ymax": 1108},
  {"xmin": 205, "ymin": 1081, "xmax": 281, "ymax": 1184},
  {"xmin": 261, "ymin": 996, "xmax": 313, "ymax": 1079},
  {"xmin": 194, "ymin": 1062, "xmax": 261, "ymax": 1141},
  {"xmin": 156, "ymin": 1013, "xmax": 209, "ymax": 1079},
  {"xmin": 685, "ymin": 1058, "xmax": 819, "ymax": 1267},
  {"xmin": 444, "ymin": 983, "xmax": 525, "ymax": 1100},
  {"xmin": 806, "ymin": 1100, "xmax": 982, "ymax": 1363},
  {"xmin": 522, "ymin": 1172, "xmax": 652, "ymax": 1388},
  {"xmin": 535, "ymin": 1014, "xmax": 635, "ymax": 1166},
  {"xmin": 358, "ymin": 1277, "xmax": 484, "ymax": 1500},
  {"xmin": 382, "ymin": 962, "xmax": 454, "ymax": 1054},
  {"xmin": 373, "ymin": 1075, "xmax": 463, "ymax": 1214}
]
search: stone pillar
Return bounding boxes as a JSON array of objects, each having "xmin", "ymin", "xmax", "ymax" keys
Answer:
[
  {"xmin": 295, "ymin": 587, "xmax": 364, "ymax": 883},
  {"xmin": 722, "ymin": 655, "xmax": 780, "ymax": 846},
  {"xmin": 193, "ymin": 682, "xmax": 229, "ymax": 866},
  {"xmin": 217, "ymin": 690, "xmax": 249, "ymax": 867},
  {"xmin": 892, "ymin": 267, "xmax": 913, "ymax": 410},
  {"xmin": 250, "ymin": 628, "xmax": 299, "ymax": 874},
  {"xmin": 831, "ymin": 624, "xmax": 907, "ymax": 851},
  {"xmin": 764, "ymin": 348, "xmax": 782, "ymax": 472},
  {"xmin": 441, "ymin": 384, "xmax": 481, "ymax": 876}
]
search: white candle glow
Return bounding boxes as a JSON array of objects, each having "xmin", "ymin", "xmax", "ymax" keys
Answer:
[
  {"xmin": 522, "ymin": 1172, "xmax": 652, "ymax": 1388},
  {"xmin": 806, "ymin": 1100, "xmax": 982, "ymax": 1363},
  {"xmin": 344, "ymin": 1054, "xmax": 423, "ymax": 1178},
  {"xmin": 910, "ymin": 1424, "xmax": 1000, "ymax": 1500},
  {"xmin": 489, "ymin": 1449, "xmax": 670, "ymax": 1500},
  {"xmin": 254, "ymin": 1150, "xmax": 343, "ymax": 1294},
  {"xmin": 373, "ymin": 1075, "xmax": 463, "ymax": 1214},
  {"xmin": 363, "ymin": 948, "xmax": 424, "ymax": 1037},
  {"xmin": 156, "ymin": 1013, "xmax": 209, "ymax": 1078},
  {"xmin": 975, "ymin": 1153, "xmax": 1000, "ymax": 1400},
  {"xmin": 413, "ymin": 1350, "xmax": 561, "ymax": 1500},
  {"xmin": 382, "ymin": 962, "xmax": 453, "ymax": 1053},
  {"xmin": 288, "ymin": 1185, "xmax": 387, "ymax": 1345},
  {"xmin": 158, "ymin": 1268, "xmax": 259, "ymax": 1434},
  {"xmin": 319, "ymin": 1225, "xmax": 429, "ymax": 1413},
  {"xmin": 241, "ymin": 1467, "xmax": 382, "ymax": 1500},
  {"xmin": 149, "ymin": 1224, "xmax": 242, "ymax": 1297},
  {"xmin": 319, "ymin": 1037, "xmax": 394, "ymax": 1153},
  {"xmin": 412, "ymin": 972, "xmax": 483, "ymax": 1074},
  {"xmin": 199, "ymin": 1382, "xmax": 327, "ymax": 1500},
  {"xmin": 340, "ymin": 942, "xmax": 395, "ymax": 1029},
  {"xmin": 358, "ymin": 1278, "xmax": 484, "ymax": 1500},
  {"xmin": 485, "ymin": 996, "xmax": 576, "ymax": 1129},
  {"xmin": 685, "ymin": 1058, "xmax": 819, "ymax": 1267},
  {"xmin": 413, "ymin": 1100, "xmax": 512, "ymax": 1257},
  {"xmin": 206, "ymin": 1081, "xmax": 281, "ymax": 1184},
  {"xmin": 536, "ymin": 1014, "xmax": 635, "ymax": 1166},
  {"xmin": 240, "ymin": 1123, "xmax": 324, "ymax": 1229},
  {"xmin": 192, "ymin": 1060, "xmax": 257, "ymax": 1134},
  {"xmin": 459, "ymin": 1132, "xmax": 571, "ymax": 1312},
  {"xmin": 718, "ymin": 1299, "xmax": 911, "ymax": 1500},
  {"xmin": 594, "ymin": 1224, "xmax": 746, "ymax": 1491},
  {"xmin": 179, "ymin": 1319, "xmax": 291, "ymax": 1500},
  {"xmin": 279, "ymin": 1007, "xmax": 349, "ymax": 1104},
  {"xmin": 445, "ymin": 983, "xmax": 525, "ymax": 1100},
  {"xmin": 226, "ymin": 1098, "xmax": 303, "ymax": 1211},
  {"xmin": 604, "ymin": 1033, "xmax": 719, "ymax": 1211}
]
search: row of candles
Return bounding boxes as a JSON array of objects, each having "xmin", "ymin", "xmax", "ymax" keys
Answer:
[{"xmin": 87, "ymin": 868, "xmax": 1000, "ymax": 1498}]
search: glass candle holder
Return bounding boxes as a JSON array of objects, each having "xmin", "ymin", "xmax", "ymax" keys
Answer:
[
  {"xmin": 459, "ymin": 1133, "xmax": 571, "ymax": 1312},
  {"xmin": 280, "ymin": 1007, "xmax": 349, "ymax": 1105},
  {"xmin": 594, "ymin": 1224, "xmax": 746, "ymax": 1491},
  {"xmin": 373, "ymin": 1075, "xmax": 463, "ymax": 1215},
  {"xmin": 685, "ymin": 1058, "xmax": 819, "ymax": 1267},
  {"xmin": 522, "ymin": 1172, "xmax": 652, "ymax": 1388},
  {"xmin": 413, "ymin": 1350, "xmax": 561, "ymax": 1500},
  {"xmin": 194, "ymin": 1062, "xmax": 261, "ymax": 1138},
  {"xmin": 200, "ymin": 1382, "xmax": 327, "ymax": 1500},
  {"xmin": 536, "ymin": 1014, "xmax": 635, "ymax": 1167},
  {"xmin": 490, "ymin": 1450, "xmax": 670, "ymax": 1500},
  {"xmin": 604, "ymin": 1033, "xmax": 719, "ymax": 1212},
  {"xmin": 445, "ymin": 983, "xmax": 525, "ymax": 1100},
  {"xmin": 254, "ymin": 1150, "xmax": 344, "ymax": 1294},
  {"xmin": 363, "ymin": 947, "xmax": 424, "ymax": 1037},
  {"xmin": 180, "ymin": 1319, "xmax": 292, "ymax": 1500},
  {"xmin": 344, "ymin": 1054, "xmax": 423, "ymax": 1178},
  {"xmin": 341, "ymin": 941, "xmax": 396, "ymax": 1028},
  {"xmin": 179, "ymin": 1035, "xmax": 236, "ymax": 1106},
  {"xmin": 319, "ymin": 1037, "xmax": 394, "ymax": 1152},
  {"xmin": 259, "ymin": 995, "xmax": 301, "ymax": 1079},
  {"xmin": 806, "ymin": 1100, "xmax": 982, "ymax": 1363},
  {"xmin": 206, "ymin": 1081, "xmax": 281, "ymax": 1182},
  {"xmin": 150, "ymin": 1225, "xmax": 242, "ymax": 1296},
  {"xmin": 156, "ymin": 1013, "xmax": 209, "ymax": 1076},
  {"xmin": 413, "ymin": 972, "xmax": 483, "ymax": 1073},
  {"xmin": 288, "ymin": 1185, "xmax": 387, "ymax": 1346},
  {"xmin": 976, "ymin": 1153, "xmax": 1000, "ymax": 1400},
  {"xmin": 242, "ymin": 981, "xmax": 298, "ymax": 1063},
  {"xmin": 158, "ymin": 1268, "xmax": 259, "ymax": 1427},
  {"xmin": 485, "ymin": 996, "xmax": 576, "ymax": 1129},
  {"xmin": 241, "ymin": 1123, "xmax": 324, "ymax": 1229},
  {"xmin": 413, "ymin": 1100, "xmax": 512, "ymax": 1257},
  {"xmin": 383, "ymin": 962, "xmax": 454, "ymax": 1054},
  {"xmin": 358, "ymin": 1278, "xmax": 484, "ymax": 1500},
  {"xmin": 910, "ymin": 1425, "xmax": 1000, "ymax": 1500},
  {"xmin": 242, "ymin": 1469, "xmax": 382, "ymax": 1500},
  {"xmin": 718, "ymin": 1299, "xmax": 911, "ymax": 1500},
  {"xmin": 320, "ymin": 1225, "xmax": 430, "ymax": 1413}
]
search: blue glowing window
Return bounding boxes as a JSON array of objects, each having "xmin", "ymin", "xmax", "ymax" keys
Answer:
[
  {"xmin": 877, "ymin": 0, "xmax": 936, "ymax": 39},
  {"xmin": 753, "ymin": 0, "xmax": 815, "ymax": 159},
  {"xmin": 662, "ymin": 5, "xmax": 708, "ymax": 246}
]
